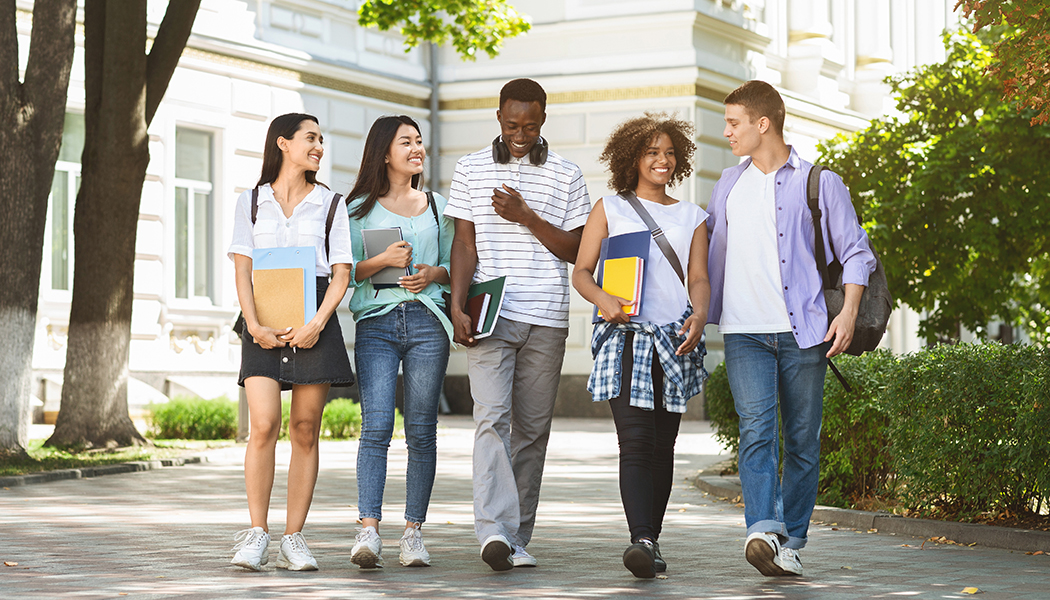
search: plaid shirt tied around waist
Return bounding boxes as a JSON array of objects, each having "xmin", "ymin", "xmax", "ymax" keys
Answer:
[{"xmin": 586, "ymin": 308, "xmax": 709, "ymax": 413}]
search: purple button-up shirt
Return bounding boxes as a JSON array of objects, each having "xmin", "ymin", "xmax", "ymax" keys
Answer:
[{"xmin": 706, "ymin": 148, "xmax": 876, "ymax": 349}]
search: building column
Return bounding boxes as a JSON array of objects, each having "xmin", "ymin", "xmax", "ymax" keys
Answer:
[
  {"xmin": 784, "ymin": 0, "xmax": 846, "ymax": 108},
  {"xmin": 852, "ymin": 0, "xmax": 895, "ymax": 116}
]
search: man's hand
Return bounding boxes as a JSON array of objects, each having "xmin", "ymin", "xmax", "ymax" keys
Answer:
[
  {"xmin": 825, "ymin": 283, "xmax": 864, "ymax": 358},
  {"xmin": 491, "ymin": 185, "xmax": 536, "ymax": 226},
  {"xmin": 451, "ymin": 308, "xmax": 478, "ymax": 347}
]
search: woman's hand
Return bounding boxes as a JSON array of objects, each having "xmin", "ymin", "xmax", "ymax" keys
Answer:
[
  {"xmin": 400, "ymin": 263, "xmax": 441, "ymax": 293},
  {"xmin": 675, "ymin": 314, "xmax": 704, "ymax": 356},
  {"xmin": 249, "ymin": 325, "xmax": 290, "ymax": 349},
  {"xmin": 282, "ymin": 319, "xmax": 324, "ymax": 350},
  {"xmin": 380, "ymin": 240, "xmax": 413, "ymax": 269},
  {"xmin": 596, "ymin": 292, "xmax": 634, "ymax": 324}
]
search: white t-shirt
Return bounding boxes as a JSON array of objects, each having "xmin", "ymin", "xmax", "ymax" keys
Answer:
[
  {"xmin": 227, "ymin": 183, "xmax": 353, "ymax": 276},
  {"xmin": 604, "ymin": 194, "xmax": 708, "ymax": 326},
  {"xmin": 719, "ymin": 162, "xmax": 792, "ymax": 333},
  {"xmin": 444, "ymin": 147, "xmax": 591, "ymax": 328}
]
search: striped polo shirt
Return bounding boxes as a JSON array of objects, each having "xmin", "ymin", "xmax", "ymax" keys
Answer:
[{"xmin": 444, "ymin": 146, "xmax": 591, "ymax": 328}]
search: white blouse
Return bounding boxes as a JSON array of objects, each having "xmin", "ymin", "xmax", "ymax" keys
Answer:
[{"xmin": 227, "ymin": 183, "xmax": 353, "ymax": 276}]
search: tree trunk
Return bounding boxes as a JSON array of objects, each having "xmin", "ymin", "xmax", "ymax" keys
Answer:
[
  {"xmin": 48, "ymin": 0, "xmax": 200, "ymax": 449},
  {"xmin": 0, "ymin": 0, "xmax": 77, "ymax": 458}
]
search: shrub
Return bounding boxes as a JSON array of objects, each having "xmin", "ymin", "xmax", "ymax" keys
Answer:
[
  {"xmin": 705, "ymin": 361, "xmax": 739, "ymax": 458},
  {"xmin": 817, "ymin": 351, "xmax": 898, "ymax": 507},
  {"xmin": 321, "ymin": 398, "xmax": 361, "ymax": 440},
  {"xmin": 148, "ymin": 396, "xmax": 237, "ymax": 440},
  {"xmin": 885, "ymin": 343, "xmax": 1050, "ymax": 519}
]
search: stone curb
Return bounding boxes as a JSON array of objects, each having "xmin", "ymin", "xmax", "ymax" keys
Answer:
[
  {"xmin": 0, "ymin": 456, "xmax": 204, "ymax": 488},
  {"xmin": 695, "ymin": 473, "xmax": 1050, "ymax": 554}
]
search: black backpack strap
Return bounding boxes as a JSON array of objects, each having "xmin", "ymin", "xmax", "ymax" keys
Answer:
[
  {"xmin": 251, "ymin": 187, "xmax": 259, "ymax": 224},
  {"xmin": 807, "ymin": 165, "xmax": 833, "ymax": 290},
  {"xmin": 426, "ymin": 191, "xmax": 440, "ymax": 245},
  {"xmin": 325, "ymin": 193, "xmax": 342, "ymax": 262},
  {"xmin": 621, "ymin": 191, "xmax": 686, "ymax": 284},
  {"xmin": 807, "ymin": 165, "xmax": 853, "ymax": 392}
]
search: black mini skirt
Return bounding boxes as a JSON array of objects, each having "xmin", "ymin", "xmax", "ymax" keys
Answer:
[{"xmin": 238, "ymin": 277, "xmax": 355, "ymax": 390}]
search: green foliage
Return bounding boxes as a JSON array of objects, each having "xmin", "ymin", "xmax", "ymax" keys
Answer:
[
  {"xmin": 957, "ymin": 0, "xmax": 1050, "ymax": 125},
  {"xmin": 148, "ymin": 396, "xmax": 237, "ymax": 440},
  {"xmin": 817, "ymin": 352, "xmax": 898, "ymax": 507},
  {"xmin": 705, "ymin": 354, "xmax": 899, "ymax": 508},
  {"xmin": 704, "ymin": 362, "xmax": 739, "ymax": 458},
  {"xmin": 885, "ymin": 343, "xmax": 1050, "ymax": 519},
  {"xmin": 818, "ymin": 28, "xmax": 1050, "ymax": 343},
  {"xmin": 320, "ymin": 398, "xmax": 362, "ymax": 440},
  {"xmin": 358, "ymin": 0, "xmax": 531, "ymax": 60}
]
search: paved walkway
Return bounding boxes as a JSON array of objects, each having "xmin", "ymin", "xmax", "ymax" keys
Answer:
[{"xmin": 2, "ymin": 416, "xmax": 1048, "ymax": 599}]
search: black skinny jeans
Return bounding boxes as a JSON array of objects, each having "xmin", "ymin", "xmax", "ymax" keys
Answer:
[{"xmin": 608, "ymin": 332, "xmax": 683, "ymax": 544}]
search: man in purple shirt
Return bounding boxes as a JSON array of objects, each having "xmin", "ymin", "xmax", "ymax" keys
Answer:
[{"xmin": 706, "ymin": 81, "xmax": 876, "ymax": 577}]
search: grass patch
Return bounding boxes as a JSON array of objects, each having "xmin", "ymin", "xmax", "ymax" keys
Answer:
[{"xmin": 0, "ymin": 439, "xmax": 235, "ymax": 478}]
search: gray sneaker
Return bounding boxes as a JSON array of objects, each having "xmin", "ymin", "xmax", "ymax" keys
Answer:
[
  {"xmin": 231, "ymin": 526, "xmax": 270, "ymax": 571},
  {"xmin": 276, "ymin": 531, "xmax": 318, "ymax": 571},
  {"xmin": 511, "ymin": 544, "xmax": 537, "ymax": 567},
  {"xmin": 351, "ymin": 526, "xmax": 384, "ymax": 568},
  {"xmin": 480, "ymin": 534, "xmax": 513, "ymax": 572}
]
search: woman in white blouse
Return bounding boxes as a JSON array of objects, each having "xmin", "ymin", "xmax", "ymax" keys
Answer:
[{"xmin": 227, "ymin": 113, "xmax": 355, "ymax": 572}]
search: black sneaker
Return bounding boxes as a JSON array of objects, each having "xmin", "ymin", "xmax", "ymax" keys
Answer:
[
  {"xmin": 653, "ymin": 540, "xmax": 667, "ymax": 573},
  {"xmin": 623, "ymin": 539, "xmax": 656, "ymax": 579}
]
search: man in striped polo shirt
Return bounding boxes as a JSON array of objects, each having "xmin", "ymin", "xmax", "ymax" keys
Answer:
[{"xmin": 444, "ymin": 78, "xmax": 591, "ymax": 572}]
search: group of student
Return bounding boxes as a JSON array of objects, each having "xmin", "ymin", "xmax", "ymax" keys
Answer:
[{"xmin": 226, "ymin": 77, "xmax": 877, "ymax": 579}]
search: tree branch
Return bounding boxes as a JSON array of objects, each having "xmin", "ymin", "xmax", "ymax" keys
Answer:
[
  {"xmin": 144, "ymin": 0, "xmax": 200, "ymax": 125},
  {"xmin": 23, "ymin": 0, "xmax": 77, "ymax": 125},
  {"xmin": 0, "ymin": 0, "xmax": 20, "ymax": 100}
]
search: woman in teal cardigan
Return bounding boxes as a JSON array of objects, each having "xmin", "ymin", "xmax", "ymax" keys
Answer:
[{"xmin": 345, "ymin": 115, "xmax": 453, "ymax": 569}]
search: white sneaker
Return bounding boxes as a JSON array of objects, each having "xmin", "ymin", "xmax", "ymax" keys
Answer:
[
  {"xmin": 744, "ymin": 531, "xmax": 788, "ymax": 576},
  {"xmin": 774, "ymin": 546, "xmax": 804, "ymax": 576},
  {"xmin": 231, "ymin": 526, "xmax": 270, "ymax": 571},
  {"xmin": 398, "ymin": 525, "xmax": 431, "ymax": 567},
  {"xmin": 511, "ymin": 544, "xmax": 537, "ymax": 567},
  {"xmin": 351, "ymin": 526, "xmax": 384, "ymax": 568},
  {"xmin": 480, "ymin": 534, "xmax": 513, "ymax": 572},
  {"xmin": 276, "ymin": 531, "xmax": 319, "ymax": 571}
]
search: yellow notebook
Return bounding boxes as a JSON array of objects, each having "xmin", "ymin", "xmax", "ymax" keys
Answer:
[{"xmin": 599, "ymin": 256, "xmax": 644, "ymax": 317}]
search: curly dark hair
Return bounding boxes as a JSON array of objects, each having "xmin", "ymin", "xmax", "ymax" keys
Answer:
[{"xmin": 598, "ymin": 113, "xmax": 695, "ymax": 194}]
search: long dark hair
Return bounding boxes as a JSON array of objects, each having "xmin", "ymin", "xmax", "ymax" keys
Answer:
[
  {"xmin": 255, "ymin": 113, "xmax": 327, "ymax": 188},
  {"xmin": 347, "ymin": 115, "xmax": 424, "ymax": 219}
]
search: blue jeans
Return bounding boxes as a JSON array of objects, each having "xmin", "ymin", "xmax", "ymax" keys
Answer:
[
  {"xmin": 723, "ymin": 332, "xmax": 829, "ymax": 549},
  {"xmin": 354, "ymin": 301, "xmax": 450, "ymax": 524}
]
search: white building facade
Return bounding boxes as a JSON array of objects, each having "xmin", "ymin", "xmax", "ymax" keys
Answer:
[{"xmin": 30, "ymin": 0, "xmax": 959, "ymax": 420}]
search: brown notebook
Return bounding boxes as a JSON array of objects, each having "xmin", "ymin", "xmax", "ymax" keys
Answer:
[
  {"xmin": 253, "ymin": 268, "xmax": 305, "ymax": 330},
  {"xmin": 466, "ymin": 292, "xmax": 491, "ymax": 335}
]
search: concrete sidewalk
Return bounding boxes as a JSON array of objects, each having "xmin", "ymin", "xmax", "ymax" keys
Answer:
[{"xmin": 2, "ymin": 416, "xmax": 1048, "ymax": 599}]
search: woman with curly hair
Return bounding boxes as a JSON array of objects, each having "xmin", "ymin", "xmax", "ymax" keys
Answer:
[{"xmin": 572, "ymin": 113, "xmax": 710, "ymax": 578}]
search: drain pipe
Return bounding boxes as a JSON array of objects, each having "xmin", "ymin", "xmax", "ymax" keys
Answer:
[{"xmin": 428, "ymin": 42, "xmax": 441, "ymax": 194}]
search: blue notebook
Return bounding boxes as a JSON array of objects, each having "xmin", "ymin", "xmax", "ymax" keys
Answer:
[
  {"xmin": 253, "ymin": 246, "xmax": 317, "ymax": 326},
  {"xmin": 592, "ymin": 230, "xmax": 651, "ymax": 323}
]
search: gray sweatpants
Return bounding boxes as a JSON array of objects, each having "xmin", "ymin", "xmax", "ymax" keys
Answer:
[{"xmin": 466, "ymin": 317, "xmax": 568, "ymax": 547}]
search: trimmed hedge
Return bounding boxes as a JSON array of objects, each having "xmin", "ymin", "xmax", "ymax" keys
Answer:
[
  {"xmin": 706, "ymin": 343, "xmax": 1050, "ymax": 519},
  {"xmin": 884, "ymin": 343, "xmax": 1050, "ymax": 518},
  {"xmin": 149, "ymin": 396, "xmax": 379, "ymax": 441},
  {"xmin": 148, "ymin": 396, "xmax": 237, "ymax": 440}
]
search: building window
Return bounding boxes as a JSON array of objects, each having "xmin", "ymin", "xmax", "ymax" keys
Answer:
[
  {"xmin": 49, "ymin": 113, "xmax": 85, "ymax": 291},
  {"xmin": 174, "ymin": 127, "xmax": 214, "ymax": 301}
]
